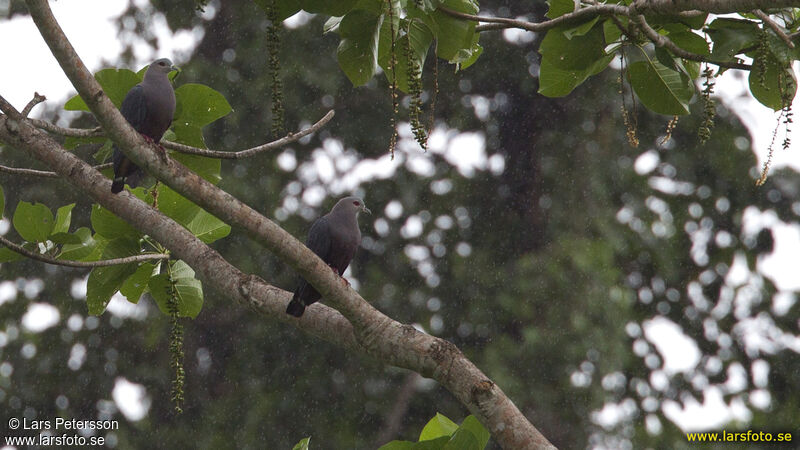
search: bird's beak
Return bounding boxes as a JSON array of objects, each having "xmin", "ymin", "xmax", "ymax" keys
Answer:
[
  {"xmin": 170, "ymin": 65, "xmax": 180, "ymax": 73},
  {"xmin": 362, "ymin": 205, "xmax": 372, "ymax": 215}
]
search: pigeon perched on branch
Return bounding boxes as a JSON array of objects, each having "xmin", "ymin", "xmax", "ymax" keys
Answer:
[
  {"xmin": 286, "ymin": 196, "xmax": 371, "ymax": 317},
  {"xmin": 111, "ymin": 58, "xmax": 178, "ymax": 193}
]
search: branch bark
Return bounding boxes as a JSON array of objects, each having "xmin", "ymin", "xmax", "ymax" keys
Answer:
[
  {"xmin": 15, "ymin": 0, "xmax": 556, "ymax": 448},
  {"xmin": 0, "ymin": 234, "xmax": 169, "ymax": 268}
]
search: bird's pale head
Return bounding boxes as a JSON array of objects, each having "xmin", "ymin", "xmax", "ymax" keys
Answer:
[
  {"xmin": 334, "ymin": 196, "xmax": 371, "ymax": 217},
  {"xmin": 147, "ymin": 58, "xmax": 179, "ymax": 77}
]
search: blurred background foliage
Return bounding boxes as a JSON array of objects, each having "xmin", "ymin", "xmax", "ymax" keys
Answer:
[{"xmin": 1, "ymin": 1, "xmax": 799, "ymax": 449}]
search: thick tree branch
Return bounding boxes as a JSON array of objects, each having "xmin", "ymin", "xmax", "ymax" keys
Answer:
[
  {"xmin": 0, "ymin": 234, "xmax": 169, "ymax": 268},
  {"xmin": 20, "ymin": 1, "xmax": 555, "ymax": 448},
  {"xmin": 633, "ymin": 0, "xmax": 800, "ymax": 14}
]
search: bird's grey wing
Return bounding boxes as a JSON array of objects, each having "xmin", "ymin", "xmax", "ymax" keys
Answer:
[
  {"xmin": 120, "ymin": 85, "xmax": 148, "ymax": 132},
  {"xmin": 305, "ymin": 216, "xmax": 332, "ymax": 262}
]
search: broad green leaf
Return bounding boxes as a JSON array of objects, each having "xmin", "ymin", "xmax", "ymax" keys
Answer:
[
  {"xmin": 301, "ymin": 0, "xmax": 357, "ymax": 16},
  {"xmin": 546, "ymin": 0, "xmax": 573, "ymax": 19},
  {"xmin": 86, "ymin": 238, "xmax": 141, "ymax": 315},
  {"xmin": 91, "ymin": 203, "xmax": 140, "ymax": 240},
  {"xmin": 667, "ymin": 30, "xmax": 710, "ymax": 55},
  {"xmin": 413, "ymin": 437, "xmax": 451, "ymax": 449},
  {"xmin": 538, "ymin": 53, "xmax": 613, "ymax": 97},
  {"xmin": 64, "ymin": 68, "xmax": 141, "ymax": 111},
  {"xmin": 378, "ymin": 442, "xmax": 414, "ymax": 450},
  {"xmin": 459, "ymin": 42, "xmax": 483, "ymax": 71},
  {"xmin": 603, "ymin": 19, "xmax": 622, "ymax": 45},
  {"xmin": 93, "ymin": 140, "xmax": 114, "ymax": 163},
  {"xmin": 156, "ymin": 185, "xmax": 230, "ymax": 243},
  {"xmin": 539, "ymin": 23, "xmax": 608, "ymax": 71},
  {"xmin": 458, "ymin": 416, "xmax": 490, "ymax": 449},
  {"xmin": 419, "ymin": 413, "xmax": 458, "ymax": 441},
  {"xmin": 429, "ymin": 1, "xmax": 477, "ymax": 62},
  {"xmin": 148, "ymin": 260, "xmax": 204, "ymax": 318},
  {"xmin": 707, "ymin": 18, "xmax": 759, "ymax": 60},
  {"xmin": 120, "ymin": 262, "xmax": 157, "ymax": 304},
  {"xmin": 749, "ymin": 56, "xmax": 797, "ymax": 111},
  {"xmin": 49, "ymin": 232, "xmax": 83, "ymax": 245},
  {"xmin": 64, "ymin": 135, "xmax": 105, "ymax": 151},
  {"xmin": 291, "ymin": 437, "xmax": 311, "ymax": 450},
  {"xmin": 13, "ymin": 201, "xmax": 54, "ymax": 242},
  {"xmin": 563, "ymin": 16, "xmax": 600, "ymax": 39},
  {"xmin": 170, "ymin": 152, "xmax": 222, "ymax": 184},
  {"xmin": 172, "ymin": 83, "xmax": 233, "ymax": 150},
  {"xmin": 337, "ymin": 10, "xmax": 384, "ymax": 86},
  {"xmin": 0, "ymin": 247, "xmax": 22, "ymax": 263},
  {"xmin": 765, "ymin": 30, "xmax": 800, "ymax": 65},
  {"xmin": 442, "ymin": 428, "xmax": 480, "ymax": 450},
  {"xmin": 627, "ymin": 59, "xmax": 693, "ymax": 115},
  {"xmin": 58, "ymin": 227, "xmax": 98, "ymax": 261},
  {"xmin": 53, "ymin": 203, "xmax": 75, "ymax": 234}
]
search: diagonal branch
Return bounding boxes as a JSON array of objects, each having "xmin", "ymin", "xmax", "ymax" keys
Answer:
[
  {"xmin": 20, "ymin": 1, "xmax": 555, "ymax": 448},
  {"xmin": 753, "ymin": 9, "xmax": 795, "ymax": 49},
  {"xmin": 0, "ymin": 234, "xmax": 169, "ymax": 268}
]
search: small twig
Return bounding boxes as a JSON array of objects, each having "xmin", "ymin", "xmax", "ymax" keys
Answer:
[
  {"xmin": 0, "ymin": 234, "xmax": 169, "ymax": 268},
  {"xmin": 438, "ymin": 4, "xmax": 629, "ymax": 33},
  {"xmin": 0, "ymin": 162, "xmax": 112, "ymax": 178},
  {"xmin": 754, "ymin": 9, "xmax": 795, "ymax": 48},
  {"xmin": 27, "ymin": 110, "xmax": 335, "ymax": 160},
  {"xmin": 22, "ymin": 93, "xmax": 46, "ymax": 117},
  {"xmin": 161, "ymin": 109, "xmax": 334, "ymax": 159}
]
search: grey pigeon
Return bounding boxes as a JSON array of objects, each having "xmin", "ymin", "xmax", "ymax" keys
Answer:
[
  {"xmin": 286, "ymin": 196, "xmax": 371, "ymax": 317},
  {"xmin": 111, "ymin": 58, "xmax": 178, "ymax": 193}
]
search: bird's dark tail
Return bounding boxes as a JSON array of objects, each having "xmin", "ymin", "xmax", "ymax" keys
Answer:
[
  {"xmin": 286, "ymin": 299, "xmax": 305, "ymax": 317},
  {"xmin": 111, "ymin": 178, "xmax": 125, "ymax": 194}
]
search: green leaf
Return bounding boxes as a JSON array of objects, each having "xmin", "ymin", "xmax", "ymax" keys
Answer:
[
  {"xmin": 148, "ymin": 260, "xmax": 204, "ymax": 318},
  {"xmin": 170, "ymin": 153, "xmax": 221, "ymax": 184},
  {"xmin": 419, "ymin": 413, "xmax": 459, "ymax": 441},
  {"xmin": 429, "ymin": 1, "xmax": 477, "ymax": 62},
  {"xmin": 457, "ymin": 416, "xmax": 490, "ymax": 449},
  {"xmin": 538, "ymin": 53, "xmax": 613, "ymax": 97},
  {"xmin": 58, "ymin": 227, "xmax": 98, "ymax": 261},
  {"xmin": 627, "ymin": 59, "xmax": 693, "ymax": 115},
  {"xmin": 563, "ymin": 16, "xmax": 600, "ymax": 39},
  {"xmin": 13, "ymin": 201, "xmax": 54, "ymax": 242},
  {"xmin": 120, "ymin": 262, "xmax": 157, "ymax": 304},
  {"xmin": 667, "ymin": 30, "xmax": 710, "ymax": 55},
  {"xmin": 172, "ymin": 83, "xmax": 233, "ymax": 150},
  {"xmin": 603, "ymin": 19, "xmax": 622, "ymax": 44},
  {"xmin": 91, "ymin": 203, "xmax": 140, "ymax": 240},
  {"xmin": 749, "ymin": 56, "xmax": 797, "ymax": 111},
  {"xmin": 93, "ymin": 140, "xmax": 114, "ymax": 164},
  {"xmin": 49, "ymin": 232, "xmax": 83, "ymax": 245},
  {"xmin": 301, "ymin": 0, "xmax": 357, "ymax": 16},
  {"xmin": 539, "ymin": 23, "xmax": 608, "ymax": 71},
  {"xmin": 337, "ymin": 10, "xmax": 384, "ymax": 86},
  {"xmin": 53, "ymin": 203, "xmax": 75, "ymax": 234},
  {"xmin": 378, "ymin": 442, "xmax": 414, "ymax": 450},
  {"xmin": 64, "ymin": 68, "xmax": 142, "ymax": 111},
  {"xmin": 707, "ymin": 18, "xmax": 759, "ymax": 61},
  {"xmin": 443, "ymin": 428, "xmax": 480, "ymax": 450},
  {"xmin": 156, "ymin": 186, "xmax": 230, "ymax": 243},
  {"xmin": 86, "ymin": 238, "xmax": 141, "ymax": 315},
  {"xmin": 546, "ymin": 0, "xmax": 574, "ymax": 19},
  {"xmin": 291, "ymin": 437, "xmax": 311, "ymax": 450},
  {"xmin": 0, "ymin": 247, "xmax": 23, "ymax": 263}
]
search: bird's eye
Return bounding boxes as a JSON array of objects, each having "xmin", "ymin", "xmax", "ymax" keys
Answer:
[
  {"xmin": 353, "ymin": 201, "xmax": 360, "ymax": 206},
  {"xmin": 158, "ymin": 61, "xmax": 165, "ymax": 66}
]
